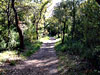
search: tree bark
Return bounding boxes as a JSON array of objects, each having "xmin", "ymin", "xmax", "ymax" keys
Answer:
[
  {"xmin": 12, "ymin": 0, "xmax": 24, "ymax": 49},
  {"xmin": 7, "ymin": 0, "xmax": 10, "ymax": 49},
  {"xmin": 71, "ymin": 0, "xmax": 76, "ymax": 40},
  {"xmin": 36, "ymin": 1, "xmax": 49, "ymax": 40},
  {"xmin": 36, "ymin": 24, "xmax": 38, "ymax": 40},
  {"xmin": 62, "ymin": 21, "xmax": 66, "ymax": 43},
  {"xmin": 58, "ymin": 25, "xmax": 60, "ymax": 38}
]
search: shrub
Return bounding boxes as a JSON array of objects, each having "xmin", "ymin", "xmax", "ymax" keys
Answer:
[
  {"xmin": 58, "ymin": 39, "xmax": 84, "ymax": 55},
  {"xmin": 9, "ymin": 60, "xmax": 16, "ymax": 66}
]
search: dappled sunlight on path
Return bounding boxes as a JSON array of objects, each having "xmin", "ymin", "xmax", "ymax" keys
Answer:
[
  {"xmin": 42, "ymin": 37, "xmax": 61, "ymax": 43},
  {"xmin": 0, "ymin": 37, "xmax": 60, "ymax": 75}
]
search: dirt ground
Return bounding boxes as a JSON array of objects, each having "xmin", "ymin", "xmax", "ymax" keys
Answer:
[{"xmin": 0, "ymin": 37, "xmax": 59, "ymax": 75}]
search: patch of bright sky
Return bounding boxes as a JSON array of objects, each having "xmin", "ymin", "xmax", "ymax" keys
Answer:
[
  {"xmin": 46, "ymin": 0, "xmax": 86, "ymax": 19},
  {"xmin": 46, "ymin": 0, "xmax": 62, "ymax": 19},
  {"xmin": 31, "ymin": 0, "xmax": 86, "ymax": 19},
  {"xmin": 31, "ymin": 0, "xmax": 86, "ymax": 18},
  {"xmin": 30, "ymin": 0, "xmax": 62, "ymax": 18}
]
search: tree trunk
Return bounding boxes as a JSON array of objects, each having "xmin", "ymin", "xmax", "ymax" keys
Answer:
[
  {"xmin": 71, "ymin": 0, "xmax": 76, "ymax": 40},
  {"xmin": 43, "ymin": 15, "xmax": 45, "ymax": 36},
  {"xmin": 7, "ymin": 0, "xmax": 10, "ymax": 49},
  {"xmin": 12, "ymin": 0, "xmax": 24, "ymax": 49},
  {"xmin": 58, "ymin": 26, "xmax": 60, "ymax": 38},
  {"xmin": 36, "ymin": 24, "xmax": 38, "ymax": 40},
  {"xmin": 36, "ymin": 1, "xmax": 49, "ymax": 40},
  {"xmin": 62, "ymin": 21, "xmax": 66, "ymax": 43}
]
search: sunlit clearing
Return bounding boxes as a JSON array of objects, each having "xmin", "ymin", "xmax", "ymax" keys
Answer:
[
  {"xmin": 42, "ymin": 38, "xmax": 61, "ymax": 43},
  {"xmin": 0, "ymin": 51, "xmax": 21, "ymax": 64},
  {"xmin": 39, "ymin": 36, "xmax": 50, "ymax": 42}
]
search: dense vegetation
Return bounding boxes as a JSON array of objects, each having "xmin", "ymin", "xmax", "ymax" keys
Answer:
[
  {"xmin": 0, "ymin": 0, "xmax": 49, "ymax": 50},
  {"xmin": 0, "ymin": 0, "xmax": 100, "ymax": 74},
  {"xmin": 52, "ymin": 0, "xmax": 100, "ymax": 74},
  {"xmin": 0, "ymin": 0, "xmax": 49, "ymax": 65}
]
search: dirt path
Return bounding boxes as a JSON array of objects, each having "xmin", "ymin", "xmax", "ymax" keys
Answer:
[{"xmin": 1, "ymin": 37, "xmax": 59, "ymax": 75}]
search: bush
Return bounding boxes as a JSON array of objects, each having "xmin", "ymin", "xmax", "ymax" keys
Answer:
[
  {"xmin": 23, "ymin": 41, "xmax": 42, "ymax": 57},
  {"xmin": 56, "ymin": 39, "xmax": 84, "ymax": 55},
  {"xmin": 9, "ymin": 60, "xmax": 16, "ymax": 66},
  {"xmin": 0, "ymin": 29, "xmax": 19, "ymax": 50}
]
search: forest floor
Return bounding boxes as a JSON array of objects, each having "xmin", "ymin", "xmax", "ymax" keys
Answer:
[{"xmin": 0, "ymin": 37, "xmax": 60, "ymax": 75}]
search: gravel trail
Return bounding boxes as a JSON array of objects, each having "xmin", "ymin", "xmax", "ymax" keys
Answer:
[{"xmin": 0, "ymin": 37, "xmax": 59, "ymax": 75}]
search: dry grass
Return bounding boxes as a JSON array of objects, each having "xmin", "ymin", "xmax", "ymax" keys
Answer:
[{"xmin": 0, "ymin": 51, "xmax": 21, "ymax": 64}]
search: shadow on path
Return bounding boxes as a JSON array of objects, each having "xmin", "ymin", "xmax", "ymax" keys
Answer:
[{"xmin": 0, "ymin": 37, "xmax": 60, "ymax": 75}]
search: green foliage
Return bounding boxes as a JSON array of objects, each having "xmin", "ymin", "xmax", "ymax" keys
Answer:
[
  {"xmin": 55, "ymin": 0, "xmax": 99, "ymax": 64},
  {"xmin": 66, "ymin": 41, "xmax": 84, "ymax": 55},
  {"xmin": 0, "ymin": 0, "xmax": 48, "ymax": 51},
  {"xmin": 24, "ymin": 24, "xmax": 37, "ymax": 42},
  {"xmin": 0, "ymin": 41, "xmax": 42, "ymax": 64},
  {"xmin": 0, "ymin": 38, "xmax": 6, "ymax": 50},
  {"xmin": 23, "ymin": 40, "xmax": 42, "ymax": 57},
  {"xmin": 55, "ymin": 39, "xmax": 84, "ymax": 55},
  {"xmin": 0, "ymin": 0, "xmax": 100, "ymax": 73},
  {"xmin": 46, "ymin": 17, "xmax": 60, "ymax": 36},
  {"xmin": 55, "ymin": 41, "xmax": 100, "ymax": 74},
  {"xmin": 8, "ymin": 30, "xmax": 19, "ymax": 48},
  {"xmin": 9, "ymin": 60, "xmax": 16, "ymax": 66}
]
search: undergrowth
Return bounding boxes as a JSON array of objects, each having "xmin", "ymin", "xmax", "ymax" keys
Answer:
[
  {"xmin": 55, "ymin": 39, "xmax": 100, "ymax": 75},
  {"xmin": 0, "ymin": 40, "xmax": 42, "ymax": 65}
]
